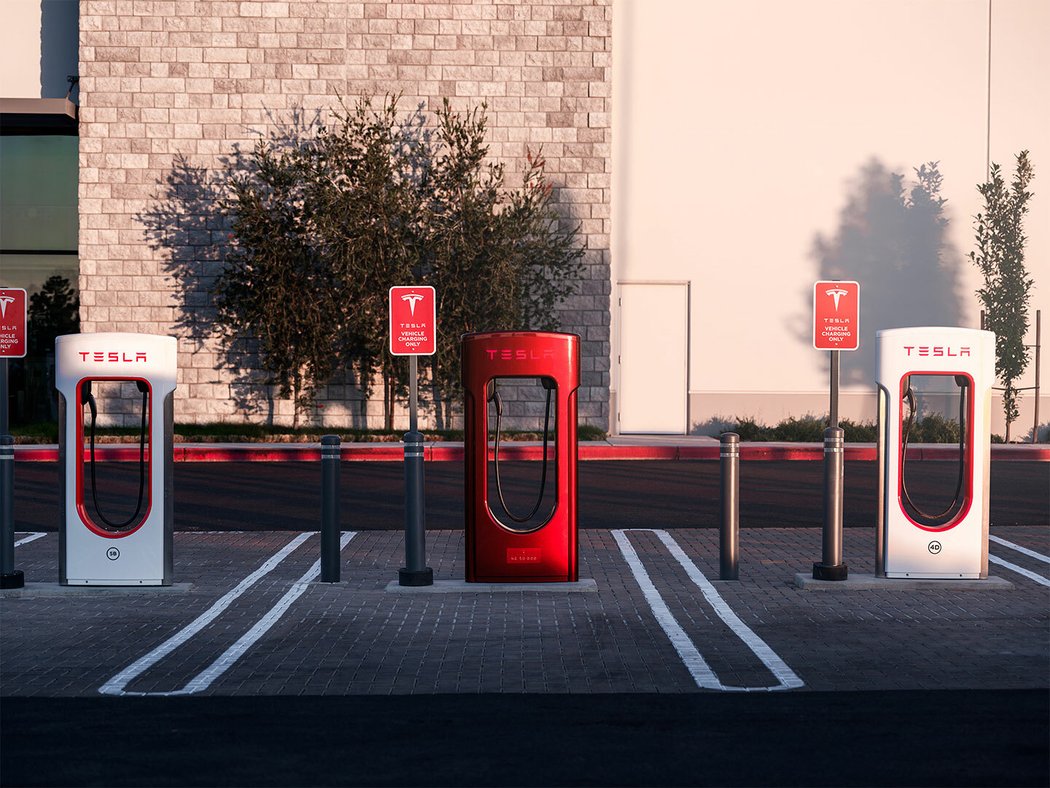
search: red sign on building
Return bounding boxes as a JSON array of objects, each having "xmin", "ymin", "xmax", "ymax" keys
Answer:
[
  {"xmin": 389, "ymin": 286, "xmax": 436, "ymax": 356},
  {"xmin": 813, "ymin": 280, "xmax": 860, "ymax": 351},
  {"xmin": 0, "ymin": 288, "xmax": 28, "ymax": 359}
]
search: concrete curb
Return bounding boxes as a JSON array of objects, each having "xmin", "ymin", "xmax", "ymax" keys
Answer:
[
  {"xmin": 794, "ymin": 573, "xmax": 1015, "ymax": 590},
  {"xmin": 384, "ymin": 578, "xmax": 598, "ymax": 593},
  {"xmin": 0, "ymin": 581, "xmax": 195, "ymax": 597},
  {"xmin": 13, "ymin": 442, "xmax": 1050, "ymax": 462}
]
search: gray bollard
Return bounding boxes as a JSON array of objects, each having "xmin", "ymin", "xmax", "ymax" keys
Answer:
[
  {"xmin": 320, "ymin": 435, "xmax": 340, "ymax": 583},
  {"xmin": 399, "ymin": 430, "xmax": 433, "ymax": 586},
  {"xmin": 720, "ymin": 432, "xmax": 740, "ymax": 580},
  {"xmin": 813, "ymin": 426, "xmax": 848, "ymax": 581},
  {"xmin": 1, "ymin": 435, "xmax": 25, "ymax": 589}
]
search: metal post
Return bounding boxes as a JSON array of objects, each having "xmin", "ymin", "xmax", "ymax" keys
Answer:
[
  {"xmin": 875, "ymin": 390, "xmax": 886, "ymax": 578},
  {"xmin": 320, "ymin": 434, "xmax": 341, "ymax": 583},
  {"xmin": 813, "ymin": 426, "xmax": 848, "ymax": 581},
  {"xmin": 1, "ymin": 435, "xmax": 24, "ymax": 589},
  {"xmin": 719, "ymin": 432, "xmax": 739, "ymax": 580},
  {"xmin": 0, "ymin": 358, "xmax": 8, "ymax": 436},
  {"xmin": 1033, "ymin": 310, "xmax": 1041, "ymax": 443},
  {"xmin": 399, "ymin": 355, "xmax": 433, "ymax": 586},
  {"xmin": 829, "ymin": 350, "xmax": 840, "ymax": 428}
]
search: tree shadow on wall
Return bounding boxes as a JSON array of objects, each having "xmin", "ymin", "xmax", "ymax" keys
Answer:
[
  {"xmin": 793, "ymin": 158, "xmax": 966, "ymax": 386},
  {"xmin": 135, "ymin": 152, "xmax": 283, "ymax": 422}
]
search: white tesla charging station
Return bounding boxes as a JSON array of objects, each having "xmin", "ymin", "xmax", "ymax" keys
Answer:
[
  {"xmin": 56, "ymin": 333, "xmax": 177, "ymax": 585},
  {"xmin": 876, "ymin": 327, "xmax": 995, "ymax": 579}
]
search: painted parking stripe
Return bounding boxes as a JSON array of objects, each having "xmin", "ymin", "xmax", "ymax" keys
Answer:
[
  {"xmin": 179, "ymin": 530, "xmax": 357, "ymax": 695},
  {"xmin": 14, "ymin": 533, "xmax": 46, "ymax": 547},
  {"xmin": 99, "ymin": 531, "xmax": 314, "ymax": 696},
  {"xmin": 988, "ymin": 554, "xmax": 1050, "ymax": 587},
  {"xmin": 989, "ymin": 534, "xmax": 1050, "ymax": 564},
  {"xmin": 612, "ymin": 529, "xmax": 803, "ymax": 692}
]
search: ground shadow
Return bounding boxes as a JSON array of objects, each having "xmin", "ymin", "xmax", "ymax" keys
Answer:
[
  {"xmin": 793, "ymin": 158, "xmax": 966, "ymax": 386},
  {"xmin": 39, "ymin": 0, "xmax": 78, "ymax": 99}
]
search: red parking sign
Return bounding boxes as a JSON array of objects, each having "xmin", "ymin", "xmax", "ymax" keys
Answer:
[
  {"xmin": 813, "ymin": 281, "xmax": 860, "ymax": 351},
  {"xmin": 389, "ymin": 286, "xmax": 436, "ymax": 356},
  {"xmin": 0, "ymin": 288, "xmax": 28, "ymax": 358}
]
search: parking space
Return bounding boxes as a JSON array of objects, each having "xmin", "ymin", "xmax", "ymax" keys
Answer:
[{"xmin": 3, "ymin": 526, "xmax": 1047, "ymax": 699}]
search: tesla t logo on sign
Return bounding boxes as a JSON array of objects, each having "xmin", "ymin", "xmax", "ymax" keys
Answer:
[
  {"xmin": 813, "ymin": 280, "xmax": 860, "ymax": 351},
  {"xmin": 0, "ymin": 288, "xmax": 28, "ymax": 359},
  {"xmin": 389, "ymin": 286, "xmax": 436, "ymax": 356}
]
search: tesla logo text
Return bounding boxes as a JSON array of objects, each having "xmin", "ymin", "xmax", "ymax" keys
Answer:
[
  {"xmin": 903, "ymin": 346, "xmax": 970, "ymax": 358},
  {"xmin": 79, "ymin": 351, "xmax": 148, "ymax": 363},
  {"xmin": 507, "ymin": 548, "xmax": 542, "ymax": 564},
  {"xmin": 485, "ymin": 348, "xmax": 555, "ymax": 362}
]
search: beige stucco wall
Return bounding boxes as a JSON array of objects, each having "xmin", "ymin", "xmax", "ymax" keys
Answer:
[
  {"xmin": 0, "ymin": 0, "xmax": 43, "ymax": 98},
  {"xmin": 75, "ymin": 0, "xmax": 612, "ymax": 428},
  {"xmin": 614, "ymin": 0, "xmax": 1049, "ymax": 439}
]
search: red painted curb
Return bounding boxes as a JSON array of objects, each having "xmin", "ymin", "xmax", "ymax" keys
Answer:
[{"xmin": 13, "ymin": 443, "xmax": 1050, "ymax": 462}]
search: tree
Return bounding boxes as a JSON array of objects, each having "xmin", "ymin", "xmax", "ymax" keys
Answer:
[
  {"xmin": 970, "ymin": 151, "xmax": 1035, "ymax": 442},
  {"xmin": 28, "ymin": 275, "xmax": 79, "ymax": 355},
  {"xmin": 213, "ymin": 96, "xmax": 585, "ymax": 427},
  {"xmin": 311, "ymin": 97, "xmax": 425, "ymax": 428},
  {"xmin": 214, "ymin": 111, "xmax": 342, "ymax": 427},
  {"xmin": 423, "ymin": 101, "xmax": 585, "ymax": 424}
]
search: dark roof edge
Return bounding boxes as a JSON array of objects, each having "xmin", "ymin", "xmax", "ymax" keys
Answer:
[{"xmin": 0, "ymin": 97, "xmax": 78, "ymax": 135}]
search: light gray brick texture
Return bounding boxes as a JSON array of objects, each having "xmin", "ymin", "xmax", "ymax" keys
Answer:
[{"xmin": 79, "ymin": 0, "xmax": 611, "ymax": 429}]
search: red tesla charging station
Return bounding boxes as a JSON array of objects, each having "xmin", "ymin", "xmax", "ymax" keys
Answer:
[{"xmin": 462, "ymin": 331, "xmax": 579, "ymax": 582}]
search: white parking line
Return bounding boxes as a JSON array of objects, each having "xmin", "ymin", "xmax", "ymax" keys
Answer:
[
  {"xmin": 179, "ymin": 530, "xmax": 357, "ymax": 695},
  {"xmin": 14, "ymin": 533, "xmax": 46, "ymax": 547},
  {"xmin": 100, "ymin": 531, "xmax": 317, "ymax": 696},
  {"xmin": 989, "ymin": 534, "xmax": 1050, "ymax": 564},
  {"xmin": 988, "ymin": 555, "xmax": 1050, "ymax": 587},
  {"xmin": 612, "ymin": 529, "xmax": 803, "ymax": 692}
]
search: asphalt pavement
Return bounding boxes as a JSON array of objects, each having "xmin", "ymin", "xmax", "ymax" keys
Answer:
[
  {"xmin": 11, "ymin": 458, "xmax": 1049, "ymax": 533},
  {"xmin": 3, "ymin": 450, "xmax": 1048, "ymax": 787}
]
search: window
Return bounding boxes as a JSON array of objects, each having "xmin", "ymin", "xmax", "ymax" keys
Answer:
[{"xmin": 1, "ymin": 111, "xmax": 79, "ymax": 425}]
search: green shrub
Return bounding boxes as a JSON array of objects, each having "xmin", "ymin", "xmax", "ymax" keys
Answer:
[
  {"xmin": 770, "ymin": 415, "xmax": 826, "ymax": 442},
  {"xmin": 732, "ymin": 417, "xmax": 772, "ymax": 441},
  {"xmin": 908, "ymin": 412, "xmax": 961, "ymax": 443},
  {"xmin": 840, "ymin": 418, "xmax": 877, "ymax": 442}
]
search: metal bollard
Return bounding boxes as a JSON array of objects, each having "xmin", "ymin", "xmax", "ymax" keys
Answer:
[
  {"xmin": 320, "ymin": 435, "xmax": 340, "ymax": 583},
  {"xmin": 1, "ymin": 435, "xmax": 25, "ymax": 589},
  {"xmin": 399, "ymin": 430, "xmax": 433, "ymax": 586},
  {"xmin": 813, "ymin": 426, "xmax": 848, "ymax": 581},
  {"xmin": 719, "ymin": 432, "xmax": 739, "ymax": 580}
]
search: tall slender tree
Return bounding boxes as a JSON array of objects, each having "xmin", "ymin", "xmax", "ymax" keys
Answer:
[{"xmin": 970, "ymin": 151, "xmax": 1036, "ymax": 442}]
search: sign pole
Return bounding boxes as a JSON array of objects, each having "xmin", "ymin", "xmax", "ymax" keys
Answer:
[
  {"xmin": 389, "ymin": 286, "xmax": 436, "ymax": 587},
  {"xmin": 812, "ymin": 280, "xmax": 857, "ymax": 582},
  {"xmin": 829, "ymin": 349, "xmax": 839, "ymax": 428},
  {"xmin": 409, "ymin": 355, "xmax": 418, "ymax": 433},
  {"xmin": 400, "ymin": 354, "xmax": 432, "ymax": 586}
]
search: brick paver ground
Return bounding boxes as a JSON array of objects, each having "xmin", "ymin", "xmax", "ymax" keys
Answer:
[{"xmin": 3, "ymin": 527, "xmax": 1047, "ymax": 698}]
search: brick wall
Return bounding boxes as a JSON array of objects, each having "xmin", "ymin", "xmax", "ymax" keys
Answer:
[{"xmin": 78, "ymin": 0, "xmax": 611, "ymax": 429}]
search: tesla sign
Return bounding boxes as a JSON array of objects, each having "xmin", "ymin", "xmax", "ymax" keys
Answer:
[
  {"xmin": 813, "ymin": 280, "xmax": 860, "ymax": 351},
  {"xmin": 0, "ymin": 288, "xmax": 27, "ymax": 359},
  {"xmin": 389, "ymin": 286, "xmax": 437, "ymax": 356}
]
